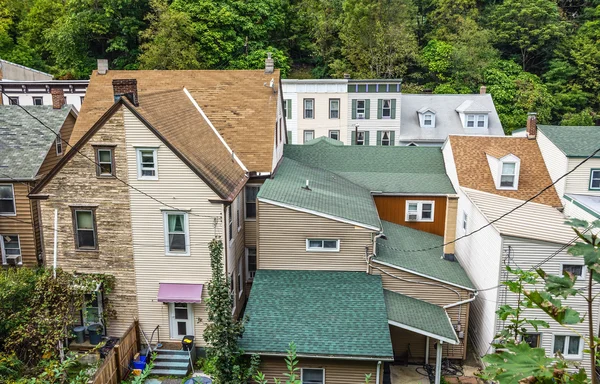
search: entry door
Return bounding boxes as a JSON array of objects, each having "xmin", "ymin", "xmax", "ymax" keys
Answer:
[{"xmin": 169, "ymin": 303, "xmax": 194, "ymax": 339}]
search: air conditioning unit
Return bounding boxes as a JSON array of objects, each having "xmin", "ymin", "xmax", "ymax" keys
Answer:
[
  {"xmin": 357, "ymin": 113, "xmax": 365, "ymax": 119},
  {"xmin": 408, "ymin": 213, "xmax": 418, "ymax": 221},
  {"xmin": 5, "ymin": 255, "xmax": 20, "ymax": 266}
]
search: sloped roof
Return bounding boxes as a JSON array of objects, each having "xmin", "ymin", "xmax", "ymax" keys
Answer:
[
  {"xmin": 258, "ymin": 157, "xmax": 381, "ymax": 230},
  {"xmin": 564, "ymin": 194, "xmax": 600, "ymax": 219},
  {"xmin": 399, "ymin": 94, "xmax": 504, "ymax": 143},
  {"xmin": 448, "ymin": 136, "xmax": 562, "ymax": 207},
  {"xmin": 68, "ymin": 69, "xmax": 280, "ymax": 173},
  {"xmin": 239, "ymin": 270, "xmax": 394, "ymax": 360},
  {"xmin": 463, "ymin": 188, "xmax": 575, "ymax": 244},
  {"xmin": 375, "ymin": 220, "xmax": 475, "ymax": 290},
  {"xmin": 0, "ymin": 105, "xmax": 72, "ymax": 180},
  {"xmin": 284, "ymin": 140, "xmax": 455, "ymax": 194},
  {"xmin": 538, "ymin": 125, "xmax": 600, "ymax": 158}
]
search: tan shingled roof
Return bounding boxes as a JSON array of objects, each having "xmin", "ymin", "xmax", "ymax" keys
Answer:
[
  {"xmin": 70, "ymin": 69, "xmax": 280, "ymax": 173},
  {"xmin": 448, "ymin": 136, "xmax": 561, "ymax": 207}
]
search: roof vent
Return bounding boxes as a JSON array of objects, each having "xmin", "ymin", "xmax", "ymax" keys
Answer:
[
  {"xmin": 443, "ymin": 253, "xmax": 456, "ymax": 262},
  {"xmin": 302, "ymin": 179, "xmax": 311, "ymax": 191}
]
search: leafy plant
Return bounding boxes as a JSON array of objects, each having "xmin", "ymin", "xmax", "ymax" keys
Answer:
[{"xmin": 253, "ymin": 342, "xmax": 301, "ymax": 384}]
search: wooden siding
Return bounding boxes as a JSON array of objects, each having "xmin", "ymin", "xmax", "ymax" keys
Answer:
[
  {"xmin": 374, "ymin": 196, "xmax": 447, "ymax": 236},
  {"xmin": 123, "ymin": 109, "xmax": 223, "ymax": 346},
  {"xmin": 566, "ymin": 157, "xmax": 600, "ymax": 196},
  {"xmin": 257, "ymin": 356, "xmax": 379, "ymax": 384},
  {"xmin": 37, "ymin": 112, "xmax": 77, "ymax": 178},
  {"xmin": 257, "ymin": 201, "xmax": 374, "ymax": 271},
  {"xmin": 0, "ymin": 182, "xmax": 37, "ymax": 266},
  {"xmin": 443, "ymin": 196, "xmax": 458, "ymax": 254},
  {"xmin": 537, "ymin": 131, "xmax": 569, "ymax": 199}
]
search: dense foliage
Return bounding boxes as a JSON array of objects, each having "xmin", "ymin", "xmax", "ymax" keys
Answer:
[{"xmin": 0, "ymin": 0, "xmax": 598, "ymax": 130}]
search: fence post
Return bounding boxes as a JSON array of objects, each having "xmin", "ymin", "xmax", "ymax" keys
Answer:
[{"xmin": 114, "ymin": 344, "xmax": 121, "ymax": 383}]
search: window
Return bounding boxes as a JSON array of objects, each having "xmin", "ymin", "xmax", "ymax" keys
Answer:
[
  {"xmin": 284, "ymin": 99, "xmax": 292, "ymax": 119},
  {"xmin": 245, "ymin": 185, "xmax": 259, "ymax": 220},
  {"xmin": 424, "ymin": 114, "xmax": 433, "ymax": 126},
  {"xmin": 356, "ymin": 131, "xmax": 365, "ymax": 145},
  {"xmin": 329, "ymin": 130, "xmax": 340, "ymax": 141},
  {"xmin": 237, "ymin": 258, "xmax": 243, "ymax": 298},
  {"xmin": 83, "ymin": 292, "xmax": 103, "ymax": 326},
  {"xmin": 8, "ymin": 97, "xmax": 19, "ymax": 105},
  {"xmin": 301, "ymin": 368, "xmax": 324, "ymax": 384},
  {"xmin": 33, "ymin": 97, "xmax": 43, "ymax": 105},
  {"xmin": 553, "ymin": 335, "xmax": 582, "ymax": 358},
  {"xmin": 356, "ymin": 100, "xmax": 366, "ymax": 119},
  {"xmin": 523, "ymin": 333, "xmax": 541, "ymax": 348},
  {"xmin": 246, "ymin": 247, "xmax": 257, "ymax": 280},
  {"xmin": 164, "ymin": 212, "xmax": 189, "ymax": 255},
  {"xmin": 236, "ymin": 198, "xmax": 241, "ymax": 232},
  {"xmin": 462, "ymin": 211, "xmax": 468, "ymax": 232},
  {"xmin": 590, "ymin": 170, "xmax": 600, "ymax": 190},
  {"xmin": 227, "ymin": 205, "xmax": 233, "ymax": 243},
  {"xmin": 73, "ymin": 209, "xmax": 97, "ymax": 250},
  {"xmin": 304, "ymin": 130, "xmax": 315, "ymax": 143},
  {"xmin": 306, "ymin": 239, "xmax": 340, "ymax": 252},
  {"xmin": 136, "ymin": 148, "xmax": 158, "ymax": 179},
  {"xmin": 55, "ymin": 132, "xmax": 63, "ymax": 156},
  {"xmin": 95, "ymin": 147, "xmax": 114, "ymax": 176},
  {"xmin": 477, "ymin": 114, "xmax": 486, "ymax": 127},
  {"xmin": 1, "ymin": 235, "xmax": 21, "ymax": 265},
  {"xmin": 405, "ymin": 201, "xmax": 435, "ymax": 222},
  {"xmin": 500, "ymin": 162, "xmax": 517, "ymax": 188},
  {"xmin": 0, "ymin": 185, "xmax": 16, "ymax": 215},
  {"xmin": 303, "ymin": 98, "xmax": 314, "ymax": 119},
  {"xmin": 382, "ymin": 99, "xmax": 391, "ymax": 118},
  {"xmin": 329, "ymin": 99, "xmax": 340, "ymax": 119},
  {"xmin": 80, "ymin": 96, "xmax": 85, "ymax": 105},
  {"xmin": 466, "ymin": 114, "xmax": 487, "ymax": 128},
  {"xmin": 380, "ymin": 131, "xmax": 391, "ymax": 146},
  {"xmin": 562, "ymin": 264, "xmax": 584, "ymax": 278},
  {"xmin": 466, "ymin": 114, "xmax": 475, "ymax": 127}
]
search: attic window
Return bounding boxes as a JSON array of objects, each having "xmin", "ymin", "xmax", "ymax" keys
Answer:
[
  {"xmin": 424, "ymin": 114, "xmax": 433, "ymax": 126},
  {"xmin": 500, "ymin": 162, "xmax": 517, "ymax": 188},
  {"xmin": 419, "ymin": 110, "xmax": 435, "ymax": 128},
  {"xmin": 466, "ymin": 114, "xmax": 487, "ymax": 128}
]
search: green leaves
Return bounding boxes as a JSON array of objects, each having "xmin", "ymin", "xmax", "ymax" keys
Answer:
[{"xmin": 525, "ymin": 290, "xmax": 583, "ymax": 325}]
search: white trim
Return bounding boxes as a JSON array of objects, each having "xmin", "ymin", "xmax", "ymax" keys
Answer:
[
  {"xmin": 497, "ymin": 158, "xmax": 520, "ymax": 190},
  {"xmin": 236, "ymin": 197, "xmax": 242, "ymax": 233},
  {"xmin": 388, "ymin": 319, "xmax": 458, "ymax": 345},
  {"xmin": 0, "ymin": 184, "xmax": 17, "ymax": 216},
  {"xmin": 552, "ymin": 333, "xmax": 583, "ymax": 360},
  {"xmin": 244, "ymin": 184, "xmax": 260, "ymax": 221},
  {"xmin": 405, "ymin": 200, "xmax": 435, "ymax": 222},
  {"xmin": 306, "ymin": 239, "xmax": 340, "ymax": 252},
  {"xmin": 163, "ymin": 211, "xmax": 191, "ymax": 256},
  {"xmin": 589, "ymin": 169, "xmax": 600, "ymax": 190},
  {"xmin": 184, "ymin": 87, "xmax": 248, "ymax": 172},
  {"xmin": 560, "ymin": 262, "xmax": 586, "ymax": 279},
  {"xmin": 301, "ymin": 368, "xmax": 325, "ymax": 384},
  {"xmin": 136, "ymin": 147, "xmax": 158, "ymax": 180},
  {"xmin": 259, "ymin": 197, "xmax": 380, "ymax": 231},
  {"xmin": 237, "ymin": 258, "xmax": 244, "ymax": 299},
  {"xmin": 55, "ymin": 131, "xmax": 63, "ymax": 156},
  {"xmin": 245, "ymin": 247, "xmax": 257, "ymax": 281},
  {"xmin": 1, "ymin": 234, "xmax": 22, "ymax": 265},
  {"xmin": 227, "ymin": 205, "xmax": 234, "ymax": 246},
  {"xmin": 168, "ymin": 302, "xmax": 195, "ymax": 339}
]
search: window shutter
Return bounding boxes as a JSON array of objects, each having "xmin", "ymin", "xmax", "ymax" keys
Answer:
[
  {"xmin": 351, "ymin": 99, "xmax": 357, "ymax": 119},
  {"xmin": 377, "ymin": 99, "xmax": 383, "ymax": 119},
  {"xmin": 365, "ymin": 99, "xmax": 371, "ymax": 119},
  {"xmin": 364, "ymin": 131, "xmax": 370, "ymax": 145},
  {"xmin": 391, "ymin": 99, "xmax": 397, "ymax": 119},
  {"xmin": 286, "ymin": 99, "xmax": 292, "ymax": 119},
  {"xmin": 376, "ymin": 131, "xmax": 382, "ymax": 145},
  {"xmin": 287, "ymin": 131, "xmax": 292, "ymax": 143},
  {"xmin": 390, "ymin": 131, "xmax": 396, "ymax": 146},
  {"xmin": 351, "ymin": 131, "xmax": 356, "ymax": 145}
]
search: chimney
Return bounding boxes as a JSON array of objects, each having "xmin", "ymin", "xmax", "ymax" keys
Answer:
[
  {"xmin": 50, "ymin": 87, "xmax": 65, "ymax": 109},
  {"xmin": 112, "ymin": 79, "xmax": 138, "ymax": 106},
  {"xmin": 526, "ymin": 112, "xmax": 537, "ymax": 140},
  {"xmin": 443, "ymin": 196, "xmax": 459, "ymax": 260},
  {"xmin": 265, "ymin": 52, "xmax": 274, "ymax": 74},
  {"xmin": 343, "ymin": 73, "xmax": 351, "ymax": 79},
  {"xmin": 97, "ymin": 59, "xmax": 108, "ymax": 75},
  {"xmin": 480, "ymin": 85, "xmax": 486, "ymax": 95}
]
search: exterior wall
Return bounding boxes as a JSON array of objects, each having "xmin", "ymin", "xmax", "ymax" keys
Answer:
[
  {"xmin": 273, "ymin": 88, "xmax": 286, "ymax": 170},
  {"xmin": 373, "ymin": 196, "xmax": 447, "ymax": 236},
  {"xmin": 37, "ymin": 112, "xmax": 77, "ymax": 178},
  {"xmin": 256, "ymin": 356, "xmax": 379, "ymax": 384},
  {"xmin": 0, "ymin": 182, "xmax": 37, "ymax": 266},
  {"xmin": 282, "ymin": 91, "xmax": 297, "ymax": 144},
  {"xmin": 257, "ymin": 201, "xmax": 374, "ymax": 271},
  {"xmin": 297, "ymin": 92, "xmax": 348, "ymax": 144},
  {"xmin": 226, "ymin": 193, "xmax": 247, "ymax": 317},
  {"xmin": 38, "ymin": 107, "xmax": 138, "ymax": 337},
  {"xmin": 122, "ymin": 109, "xmax": 224, "ymax": 346},
  {"xmin": 389, "ymin": 326, "xmax": 464, "ymax": 364},
  {"xmin": 347, "ymin": 85, "xmax": 401, "ymax": 146},
  {"xmin": 565, "ymin": 157, "xmax": 600, "ymax": 196},
  {"xmin": 537, "ymin": 131, "xmax": 569, "ymax": 199},
  {"xmin": 0, "ymin": 81, "xmax": 88, "ymax": 111},
  {"xmin": 563, "ymin": 197, "xmax": 599, "ymax": 223}
]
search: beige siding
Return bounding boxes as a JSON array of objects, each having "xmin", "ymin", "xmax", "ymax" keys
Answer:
[
  {"xmin": 297, "ymin": 92, "xmax": 348, "ymax": 143},
  {"xmin": 227, "ymin": 193, "xmax": 247, "ymax": 318},
  {"xmin": 123, "ymin": 109, "xmax": 224, "ymax": 346},
  {"xmin": 257, "ymin": 356, "xmax": 379, "ymax": 384},
  {"xmin": 346, "ymin": 93, "xmax": 401, "ymax": 145},
  {"xmin": 0, "ymin": 182, "xmax": 37, "ymax": 266},
  {"xmin": 389, "ymin": 326, "xmax": 462, "ymax": 364},
  {"xmin": 537, "ymin": 131, "xmax": 569, "ymax": 198},
  {"xmin": 257, "ymin": 201, "xmax": 374, "ymax": 271},
  {"xmin": 565, "ymin": 157, "xmax": 600, "ymax": 196},
  {"xmin": 245, "ymin": 221, "xmax": 257, "ymax": 246},
  {"xmin": 37, "ymin": 112, "xmax": 77, "ymax": 178}
]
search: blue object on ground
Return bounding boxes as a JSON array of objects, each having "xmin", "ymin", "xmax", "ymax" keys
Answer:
[
  {"xmin": 133, "ymin": 360, "xmax": 146, "ymax": 370},
  {"xmin": 139, "ymin": 355, "xmax": 147, "ymax": 363}
]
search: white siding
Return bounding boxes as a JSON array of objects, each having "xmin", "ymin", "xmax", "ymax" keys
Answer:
[
  {"xmin": 565, "ymin": 157, "xmax": 600, "ymax": 196},
  {"xmin": 563, "ymin": 198, "xmax": 599, "ymax": 223},
  {"xmin": 347, "ymin": 93, "xmax": 401, "ymax": 145},
  {"xmin": 273, "ymin": 91, "xmax": 285, "ymax": 169},
  {"xmin": 537, "ymin": 131, "xmax": 569, "ymax": 198},
  {"xmin": 123, "ymin": 109, "xmax": 225, "ymax": 346},
  {"xmin": 441, "ymin": 140, "xmax": 459, "ymax": 188}
]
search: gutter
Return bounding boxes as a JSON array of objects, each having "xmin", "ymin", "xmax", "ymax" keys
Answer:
[{"xmin": 244, "ymin": 351, "xmax": 394, "ymax": 362}]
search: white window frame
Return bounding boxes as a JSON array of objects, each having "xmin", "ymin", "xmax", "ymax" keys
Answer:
[
  {"xmin": 246, "ymin": 247, "xmax": 257, "ymax": 281},
  {"xmin": 465, "ymin": 114, "xmax": 488, "ymax": 128},
  {"xmin": 237, "ymin": 258, "xmax": 243, "ymax": 299},
  {"xmin": 499, "ymin": 161, "xmax": 519, "ymax": 190},
  {"xmin": 423, "ymin": 113, "xmax": 434, "ymax": 127},
  {"xmin": 522, "ymin": 332, "xmax": 542, "ymax": 348},
  {"xmin": 304, "ymin": 130, "xmax": 315, "ymax": 143},
  {"xmin": 476, "ymin": 114, "xmax": 487, "ymax": 128},
  {"xmin": 560, "ymin": 263, "xmax": 585, "ymax": 278},
  {"xmin": 356, "ymin": 131, "xmax": 366, "ymax": 145},
  {"xmin": 462, "ymin": 211, "xmax": 468, "ymax": 232},
  {"xmin": 168, "ymin": 302, "xmax": 194, "ymax": 339},
  {"xmin": 380, "ymin": 131, "xmax": 391, "ymax": 146},
  {"xmin": 303, "ymin": 98, "xmax": 314, "ymax": 119},
  {"xmin": 32, "ymin": 96, "xmax": 43, "ymax": 105},
  {"xmin": 589, "ymin": 169, "xmax": 600, "ymax": 190},
  {"xmin": 466, "ymin": 114, "xmax": 475, "ymax": 128},
  {"xmin": 96, "ymin": 148, "xmax": 114, "ymax": 176},
  {"xmin": 553, "ymin": 334, "xmax": 583, "ymax": 359},
  {"xmin": 227, "ymin": 205, "xmax": 234, "ymax": 245},
  {"xmin": 382, "ymin": 99, "xmax": 392, "ymax": 119},
  {"xmin": 8, "ymin": 97, "xmax": 19, "ymax": 105},
  {"xmin": 163, "ymin": 211, "xmax": 190, "ymax": 256},
  {"xmin": 236, "ymin": 197, "xmax": 242, "ymax": 232},
  {"xmin": 230, "ymin": 273, "xmax": 236, "ymax": 314},
  {"xmin": 405, "ymin": 201, "xmax": 435, "ymax": 222},
  {"xmin": 245, "ymin": 184, "xmax": 260, "ymax": 221},
  {"xmin": 0, "ymin": 184, "xmax": 16, "ymax": 216},
  {"xmin": 329, "ymin": 99, "xmax": 340, "ymax": 119},
  {"xmin": 136, "ymin": 148, "xmax": 158, "ymax": 180},
  {"xmin": 356, "ymin": 100, "xmax": 366, "ymax": 119},
  {"xmin": 306, "ymin": 239, "xmax": 340, "ymax": 252},
  {"xmin": 1, "ymin": 234, "xmax": 22, "ymax": 265},
  {"xmin": 301, "ymin": 368, "xmax": 325, "ymax": 384},
  {"xmin": 329, "ymin": 130, "xmax": 340, "ymax": 141}
]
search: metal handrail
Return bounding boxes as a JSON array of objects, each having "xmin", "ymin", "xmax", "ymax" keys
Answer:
[{"xmin": 140, "ymin": 325, "xmax": 160, "ymax": 358}]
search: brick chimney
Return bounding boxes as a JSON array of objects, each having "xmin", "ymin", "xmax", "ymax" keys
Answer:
[
  {"xmin": 443, "ymin": 196, "xmax": 459, "ymax": 260},
  {"xmin": 265, "ymin": 52, "xmax": 274, "ymax": 74},
  {"xmin": 112, "ymin": 79, "xmax": 138, "ymax": 106},
  {"xmin": 526, "ymin": 112, "xmax": 537, "ymax": 140},
  {"xmin": 97, "ymin": 59, "xmax": 108, "ymax": 75},
  {"xmin": 50, "ymin": 87, "xmax": 65, "ymax": 109},
  {"xmin": 480, "ymin": 85, "xmax": 486, "ymax": 95}
]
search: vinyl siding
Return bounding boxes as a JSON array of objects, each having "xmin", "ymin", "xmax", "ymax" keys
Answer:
[
  {"xmin": 347, "ymin": 93, "xmax": 401, "ymax": 146},
  {"xmin": 123, "ymin": 109, "xmax": 224, "ymax": 346},
  {"xmin": 256, "ymin": 356, "xmax": 379, "ymax": 384},
  {"xmin": 37, "ymin": 112, "xmax": 77, "ymax": 178},
  {"xmin": 565, "ymin": 157, "xmax": 600, "ymax": 196},
  {"xmin": 374, "ymin": 196, "xmax": 447, "ymax": 236},
  {"xmin": 0, "ymin": 182, "xmax": 37, "ymax": 266},
  {"xmin": 257, "ymin": 201, "xmax": 374, "ymax": 271},
  {"xmin": 563, "ymin": 198, "xmax": 599, "ymax": 222},
  {"xmin": 297, "ymin": 92, "xmax": 348, "ymax": 144},
  {"xmin": 537, "ymin": 131, "xmax": 569, "ymax": 198}
]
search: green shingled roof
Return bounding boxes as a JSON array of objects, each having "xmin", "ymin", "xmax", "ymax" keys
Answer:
[
  {"xmin": 0, "ymin": 105, "xmax": 73, "ymax": 180},
  {"xmin": 384, "ymin": 290, "xmax": 458, "ymax": 344},
  {"xmin": 538, "ymin": 125, "xmax": 600, "ymax": 158},
  {"xmin": 375, "ymin": 221, "xmax": 475, "ymax": 290},
  {"xmin": 240, "ymin": 270, "xmax": 394, "ymax": 360},
  {"xmin": 284, "ymin": 140, "xmax": 455, "ymax": 194},
  {"xmin": 258, "ymin": 157, "xmax": 381, "ymax": 229}
]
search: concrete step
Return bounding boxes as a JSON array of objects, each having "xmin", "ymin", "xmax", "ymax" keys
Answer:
[
  {"xmin": 150, "ymin": 368, "xmax": 189, "ymax": 377},
  {"xmin": 153, "ymin": 360, "xmax": 189, "ymax": 369}
]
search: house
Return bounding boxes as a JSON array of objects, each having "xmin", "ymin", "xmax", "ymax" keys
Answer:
[
  {"xmin": 240, "ymin": 139, "xmax": 476, "ymax": 384},
  {"xmin": 29, "ymin": 58, "xmax": 284, "ymax": 357},
  {"xmin": 442, "ymin": 134, "xmax": 599, "ymax": 373},
  {"xmin": 0, "ymin": 92, "xmax": 77, "ymax": 267},
  {"xmin": 0, "ymin": 58, "xmax": 88, "ymax": 111},
  {"xmin": 398, "ymin": 90, "xmax": 505, "ymax": 146}
]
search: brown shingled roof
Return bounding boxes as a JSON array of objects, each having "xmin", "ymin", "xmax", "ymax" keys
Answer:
[
  {"xmin": 448, "ymin": 136, "xmax": 561, "ymax": 207},
  {"xmin": 70, "ymin": 69, "xmax": 280, "ymax": 173}
]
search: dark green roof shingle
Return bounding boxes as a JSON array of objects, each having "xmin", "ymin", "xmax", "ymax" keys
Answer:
[
  {"xmin": 538, "ymin": 125, "xmax": 600, "ymax": 158},
  {"xmin": 240, "ymin": 270, "xmax": 394, "ymax": 360}
]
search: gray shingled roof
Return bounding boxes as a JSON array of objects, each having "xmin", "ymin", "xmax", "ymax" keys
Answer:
[
  {"xmin": 399, "ymin": 94, "xmax": 504, "ymax": 144},
  {"xmin": 0, "ymin": 105, "xmax": 72, "ymax": 180}
]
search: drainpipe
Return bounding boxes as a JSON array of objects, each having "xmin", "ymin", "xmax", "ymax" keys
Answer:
[
  {"xmin": 435, "ymin": 341, "xmax": 443, "ymax": 384},
  {"xmin": 369, "ymin": 233, "xmax": 386, "ymax": 274},
  {"xmin": 443, "ymin": 291, "xmax": 478, "ymax": 309},
  {"xmin": 376, "ymin": 360, "xmax": 381, "ymax": 384}
]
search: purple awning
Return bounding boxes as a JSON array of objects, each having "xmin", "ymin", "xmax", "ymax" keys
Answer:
[{"xmin": 157, "ymin": 283, "xmax": 203, "ymax": 303}]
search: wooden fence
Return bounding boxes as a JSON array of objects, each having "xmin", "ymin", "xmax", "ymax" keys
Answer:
[{"xmin": 90, "ymin": 320, "xmax": 140, "ymax": 384}]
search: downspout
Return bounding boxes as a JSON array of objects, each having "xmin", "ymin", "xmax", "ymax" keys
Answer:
[
  {"xmin": 369, "ymin": 232, "xmax": 386, "ymax": 273},
  {"xmin": 376, "ymin": 360, "xmax": 382, "ymax": 384}
]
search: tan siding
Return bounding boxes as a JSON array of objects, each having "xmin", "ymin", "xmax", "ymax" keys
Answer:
[
  {"xmin": 443, "ymin": 196, "xmax": 458, "ymax": 254},
  {"xmin": 566, "ymin": 157, "xmax": 600, "ymax": 196},
  {"xmin": 257, "ymin": 357, "xmax": 378, "ymax": 384},
  {"xmin": 258, "ymin": 201, "xmax": 374, "ymax": 271},
  {"xmin": 38, "ymin": 113, "xmax": 77, "ymax": 178},
  {"xmin": 0, "ymin": 182, "xmax": 37, "ymax": 266},
  {"xmin": 245, "ymin": 221, "xmax": 256, "ymax": 246},
  {"xmin": 374, "ymin": 196, "xmax": 447, "ymax": 236}
]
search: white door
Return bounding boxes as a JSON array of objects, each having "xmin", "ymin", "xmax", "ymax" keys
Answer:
[{"xmin": 169, "ymin": 302, "xmax": 194, "ymax": 339}]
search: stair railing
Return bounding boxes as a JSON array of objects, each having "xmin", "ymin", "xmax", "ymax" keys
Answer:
[{"xmin": 140, "ymin": 325, "xmax": 160, "ymax": 359}]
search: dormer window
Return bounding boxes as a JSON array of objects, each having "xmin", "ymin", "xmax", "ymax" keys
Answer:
[
  {"xmin": 424, "ymin": 113, "xmax": 433, "ymax": 126},
  {"xmin": 487, "ymin": 153, "xmax": 520, "ymax": 190},
  {"xmin": 466, "ymin": 114, "xmax": 487, "ymax": 128},
  {"xmin": 500, "ymin": 162, "xmax": 517, "ymax": 188},
  {"xmin": 418, "ymin": 108, "xmax": 436, "ymax": 128}
]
